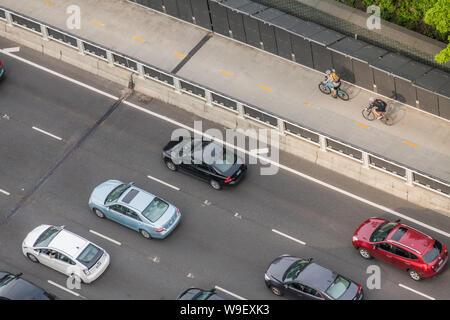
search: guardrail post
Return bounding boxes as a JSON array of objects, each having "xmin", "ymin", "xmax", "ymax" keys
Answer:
[
  {"xmin": 319, "ymin": 135, "xmax": 327, "ymax": 152},
  {"xmin": 205, "ymin": 90, "xmax": 212, "ymax": 106},
  {"xmin": 236, "ymin": 102, "xmax": 245, "ymax": 119},
  {"xmin": 173, "ymin": 78, "xmax": 181, "ymax": 94},
  {"xmin": 362, "ymin": 152, "xmax": 370, "ymax": 169},
  {"xmin": 106, "ymin": 51, "xmax": 114, "ymax": 66},
  {"xmin": 76, "ymin": 39, "xmax": 84, "ymax": 55},
  {"xmin": 5, "ymin": 11, "xmax": 13, "ymax": 26},
  {"xmin": 41, "ymin": 24, "xmax": 49, "ymax": 41},
  {"xmin": 406, "ymin": 169, "xmax": 414, "ymax": 186},
  {"xmin": 277, "ymin": 119, "xmax": 285, "ymax": 135}
]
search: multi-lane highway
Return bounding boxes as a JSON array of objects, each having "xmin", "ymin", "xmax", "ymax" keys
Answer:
[{"xmin": 0, "ymin": 37, "xmax": 449, "ymax": 300}]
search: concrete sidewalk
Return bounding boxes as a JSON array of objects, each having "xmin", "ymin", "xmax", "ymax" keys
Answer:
[{"xmin": 2, "ymin": 0, "xmax": 450, "ymax": 182}]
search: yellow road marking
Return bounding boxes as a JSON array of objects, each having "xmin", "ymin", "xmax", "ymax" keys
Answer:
[
  {"xmin": 132, "ymin": 36, "xmax": 145, "ymax": 43},
  {"xmin": 92, "ymin": 21, "xmax": 104, "ymax": 27},
  {"xmin": 44, "ymin": 1, "xmax": 54, "ymax": 6},
  {"xmin": 173, "ymin": 52, "xmax": 186, "ymax": 58},
  {"xmin": 260, "ymin": 85, "xmax": 272, "ymax": 92},
  {"xmin": 356, "ymin": 122, "xmax": 368, "ymax": 128},
  {"xmin": 404, "ymin": 141, "xmax": 418, "ymax": 148},
  {"xmin": 304, "ymin": 102, "xmax": 312, "ymax": 106},
  {"xmin": 220, "ymin": 70, "xmax": 232, "ymax": 76}
]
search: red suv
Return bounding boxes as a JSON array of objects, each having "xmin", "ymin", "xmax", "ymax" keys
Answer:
[{"xmin": 352, "ymin": 218, "xmax": 448, "ymax": 280}]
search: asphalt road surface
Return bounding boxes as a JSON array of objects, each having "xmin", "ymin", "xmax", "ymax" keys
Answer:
[{"xmin": 0, "ymin": 37, "xmax": 449, "ymax": 300}]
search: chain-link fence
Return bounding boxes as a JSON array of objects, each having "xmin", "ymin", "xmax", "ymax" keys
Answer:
[{"xmin": 252, "ymin": 0, "xmax": 450, "ymax": 72}]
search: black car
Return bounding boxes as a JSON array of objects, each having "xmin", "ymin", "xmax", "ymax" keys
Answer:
[
  {"xmin": 162, "ymin": 137, "xmax": 247, "ymax": 190},
  {"xmin": 264, "ymin": 255, "xmax": 363, "ymax": 300},
  {"xmin": 177, "ymin": 288, "xmax": 226, "ymax": 300},
  {"xmin": 0, "ymin": 272, "xmax": 57, "ymax": 300},
  {"xmin": 0, "ymin": 60, "xmax": 5, "ymax": 80}
]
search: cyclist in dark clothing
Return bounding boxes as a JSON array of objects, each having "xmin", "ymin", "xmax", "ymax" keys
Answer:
[{"xmin": 369, "ymin": 97, "xmax": 387, "ymax": 119}]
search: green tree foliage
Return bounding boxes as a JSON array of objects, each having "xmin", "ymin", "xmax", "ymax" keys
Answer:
[{"xmin": 336, "ymin": 0, "xmax": 450, "ymax": 63}]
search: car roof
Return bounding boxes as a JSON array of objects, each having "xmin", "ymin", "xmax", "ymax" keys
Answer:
[
  {"xmin": 118, "ymin": 187, "xmax": 156, "ymax": 213},
  {"xmin": 387, "ymin": 224, "xmax": 434, "ymax": 255},
  {"xmin": 48, "ymin": 229, "xmax": 89, "ymax": 258},
  {"xmin": 296, "ymin": 263, "xmax": 336, "ymax": 291}
]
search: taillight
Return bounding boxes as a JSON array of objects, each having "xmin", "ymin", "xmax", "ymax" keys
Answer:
[
  {"xmin": 154, "ymin": 227, "xmax": 166, "ymax": 232},
  {"xmin": 224, "ymin": 176, "xmax": 232, "ymax": 183},
  {"xmin": 83, "ymin": 269, "xmax": 90, "ymax": 276},
  {"xmin": 0, "ymin": 61, "xmax": 2, "ymax": 68},
  {"xmin": 176, "ymin": 208, "xmax": 180, "ymax": 216},
  {"xmin": 357, "ymin": 284, "xmax": 362, "ymax": 294}
]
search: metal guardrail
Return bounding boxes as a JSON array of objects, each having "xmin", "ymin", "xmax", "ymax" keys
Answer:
[{"xmin": 1, "ymin": 6, "xmax": 448, "ymax": 198}]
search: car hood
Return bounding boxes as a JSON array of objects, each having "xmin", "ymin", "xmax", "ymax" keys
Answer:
[
  {"xmin": 89, "ymin": 180, "xmax": 123, "ymax": 205},
  {"xmin": 354, "ymin": 217, "xmax": 388, "ymax": 242},
  {"xmin": 23, "ymin": 225, "xmax": 52, "ymax": 247},
  {"xmin": 266, "ymin": 255, "xmax": 300, "ymax": 282}
]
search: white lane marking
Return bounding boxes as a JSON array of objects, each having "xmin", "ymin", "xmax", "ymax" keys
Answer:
[
  {"xmin": 250, "ymin": 148, "xmax": 269, "ymax": 155},
  {"xmin": 272, "ymin": 229, "xmax": 306, "ymax": 245},
  {"xmin": 32, "ymin": 126, "xmax": 62, "ymax": 141},
  {"xmin": 214, "ymin": 285, "xmax": 247, "ymax": 300},
  {"xmin": 3, "ymin": 49, "xmax": 448, "ymax": 239},
  {"xmin": 47, "ymin": 280, "xmax": 86, "ymax": 299},
  {"xmin": 89, "ymin": 230, "xmax": 122, "ymax": 246},
  {"xmin": 147, "ymin": 175, "xmax": 180, "ymax": 191},
  {"xmin": 3, "ymin": 47, "xmax": 20, "ymax": 53},
  {"xmin": 398, "ymin": 284, "xmax": 435, "ymax": 300},
  {"xmin": 0, "ymin": 189, "xmax": 10, "ymax": 196}
]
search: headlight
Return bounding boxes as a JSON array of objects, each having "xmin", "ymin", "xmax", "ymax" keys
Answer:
[
  {"xmin": 264, "ymin": 273, "xmax": 271, "ymax": 281},
  {"xmin": 352, "ymin": 236, "xmax": 358, "ymax": 242}
]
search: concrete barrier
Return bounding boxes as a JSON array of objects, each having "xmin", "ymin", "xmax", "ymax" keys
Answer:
[{"xmin": 1, "ymin": 21, "xmax": 448, "ymax": 216}]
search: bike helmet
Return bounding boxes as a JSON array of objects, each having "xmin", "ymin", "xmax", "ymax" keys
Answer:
[{"xmin": 369, "ymin": 97, "xmax": 375, "ymax": 103}]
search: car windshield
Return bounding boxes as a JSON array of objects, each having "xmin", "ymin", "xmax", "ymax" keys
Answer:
[
  {"xmin": 283, "ymin": 259, "xmax": 311, "ymax": 282},
  {"xmin": 194, "ymin": 291, "xmax": 214, "ymax": 300},
  {"xmin": 326, "ymin": 276, "xmax": 350, "ymax": 299},
  {"xmin": 34, "ymin": 226, "xmax": 62, "ymax": 247},
  {"xmin": 77, "ymin": 244, "xmax": 103, "ymax": 269},
  {"xmin": 370, "ymin": 222, "xmax": 398, "ymax": 242},
  {"xmin": 141, "ymin": 198, "xmax": 169, "ymax": 223},
  {"xmin": 423, "ymin": 240, "xmax": 442, "ymax": 263},
  {"xmin": 105, "ymin": 183, "xmax": 131, "ymax": 204}
]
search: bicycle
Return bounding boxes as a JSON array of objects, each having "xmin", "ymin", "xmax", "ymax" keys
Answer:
[
  {"xmin": 318, "ymin": 81, "xmax": 349, "ymax": 101},
  {"xmin": 362, "ymin": 105, "xmax": 393, "ymax": 126}
]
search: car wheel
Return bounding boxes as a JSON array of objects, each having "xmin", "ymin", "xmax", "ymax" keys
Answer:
[
  {"xmin": 27, "ymin": 253, "xmax": 39, "ymax": 263},
  {"xmin": 94, "ymin": 208, "xmax": 105, "ymax": 219},
  {"xmin": 270, "ymin": 286, "xmax": 282, "ymax": 296},
  {"xmin": 408, "ymin": 269, "xmax": 422, "ymax": 281},
  {"xmin": 359, "ymin": 248, "xmax": 373, "ymax": 259},
  {"xmin": 165, "ymin": 160, "xmax": 177, "ymax": 171},
  {"xmin": 140, "ymin": 229, "xmax": 152, "ymax": 239},
  {"xmin": 210, "ymin": 179, "xmax": 221, "ymax": 190}
]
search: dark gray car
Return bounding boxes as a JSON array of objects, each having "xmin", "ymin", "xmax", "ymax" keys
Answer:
[
  {"xmin": 264, "ymin": 255, "xmax": 363, "ymax": 300},
  {"xmin": 177, "ymin": 288, "xmax": 226, "ymax": 300},
  {"xmin": 0, "ymin": 272, "xmax": 56, "ymax": 300}
]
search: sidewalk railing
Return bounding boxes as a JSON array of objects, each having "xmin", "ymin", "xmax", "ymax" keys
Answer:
[{"xmin": 1, "ymin": 6, "xmax": 448, "ymax": 199}]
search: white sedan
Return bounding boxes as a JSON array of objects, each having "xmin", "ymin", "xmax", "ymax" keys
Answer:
[{"xmin": 22, "ymin": 225, "xmax": 110, "ymax": 284}]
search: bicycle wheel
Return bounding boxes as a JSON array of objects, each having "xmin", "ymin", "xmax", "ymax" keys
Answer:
[
  {"xmin": 338, "ymin": 89, "xmax": 349, "ymax": 101},
  {"xmin": 362, "ymin": 108, "xmax": 376, "ymax": 121},
  {"xmin": 318, "ymin": 82, "xmax": 331, "ymax": 95}
]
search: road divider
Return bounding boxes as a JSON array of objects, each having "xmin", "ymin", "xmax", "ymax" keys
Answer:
[
  {"xmin": 214, "ymin": 285, "xmax": 246, "ymax": 300},
  {"xmin": 272, "ymin": 229, "xmax": 306, "ymax": 246},
  {"xmin": 89, "ymin": 230, "xmax": 122, "ymax": 246},
  {"xmin": 147, "ymin": 175, "xmax": 180, "ymax": 191},
  {"xmin": 398, "ymin": 284, "xmax": 435, "ymax": 300}
]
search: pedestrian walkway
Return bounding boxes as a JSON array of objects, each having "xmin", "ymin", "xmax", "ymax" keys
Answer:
[{"xmin": 2, "ymin": 0, "xmax": 449, "ymax": 181}]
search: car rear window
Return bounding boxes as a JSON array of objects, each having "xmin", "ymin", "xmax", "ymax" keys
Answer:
[
  {"xmin": 142, "ymin": 198, "xmax": 169, "ymax": 223},
  {"xmin": 211, "ymin": 148, "xmax": 236, "ymax": 174},
  {"xmin": 77, "ymin": 244, "xmax": 103, "ymax": 269},
  {"xmin": 326, "ymin": 276, "xmax": 350, "ymax": 300},
  {"xmin": 423, "ymin": 240, "xmax": 442, "ymax": 263}
]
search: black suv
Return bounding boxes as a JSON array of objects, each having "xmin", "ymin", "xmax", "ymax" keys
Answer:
[{"xmin": 162, "ymin": 137, "xmax": 247, "ymax": 190}]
